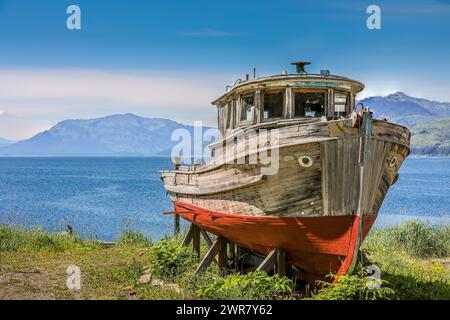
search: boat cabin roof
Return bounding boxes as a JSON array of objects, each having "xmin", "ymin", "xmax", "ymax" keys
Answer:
[
  {"xmin": 212, "ymin": 63, "xmax": 365, "ymax": 139},
  {"xmin": 212, "ymin": 73, "xmax": 364, "ymax": 106}
]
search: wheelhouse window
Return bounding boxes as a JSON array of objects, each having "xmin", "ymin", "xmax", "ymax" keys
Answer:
[
  {"xmin": 241, "ymin": 94, "xmax": 254, "ymax": 122},
  {"xmin": 294, "ymin": 91, "xmax": 326, "ymax": 118},
  {"xmin": 334, "ymin": 91, "xmax": 348, "ymax": 117},
  {"xmin": 263, "ymin": 91, "xmax": 283, "ymax": 120}
]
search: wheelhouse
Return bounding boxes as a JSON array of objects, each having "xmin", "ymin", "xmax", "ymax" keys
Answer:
[{"xmin": 213, "ymin": 62, "xmax": 365, "ymax": 139}]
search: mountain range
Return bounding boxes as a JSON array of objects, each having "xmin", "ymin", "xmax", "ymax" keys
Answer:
[
  {"xmin": 359, "ymin": 92, "xmax": 450, "ymax": 126},
  {"xmin": 0, "ymin": 114, "xmax": 214, "ymax": 156},
  {"xmin": 358, "ymin": 92, "xmax": 450, "ymax": 155},
  {"xmin": 0, "ymin": 92, "xmax": 449, "ymax": 156},
  {"xmin": 0, "ymin": 138, "xmax": 14, "ymax": 147}
]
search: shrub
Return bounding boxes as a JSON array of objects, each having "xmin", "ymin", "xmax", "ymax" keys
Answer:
[
  {"xmin": 196, "ymin": 272, "xmax": 293, "ymax": 300},
  {"xmin": 150, "ymin": 238, "xmax": 198, "ymax": 280},
  {"xmin": 392, "ymin": 221, "xmax": 449, "ymax": 258},
  {"xmin": 117, "ymin": 228, "xmax": 151, "ymax": 247},
  {"xmin": 0, "ymin": 226, "xmax": 101, "ymax": 252},
  {"xmin": 363, "ymin": 221, "xmax": 450, "ymax": 300},
  {"xmin": 361, "ymin": 249, "xmax": 450, "ymax": 300},
  {"xmin": 312, "ymin": 268, "xmax": 396, "ymax": 300},
  {"xmin": 364, "ymin": 221, "xmax": 450, "ymax": 258}
]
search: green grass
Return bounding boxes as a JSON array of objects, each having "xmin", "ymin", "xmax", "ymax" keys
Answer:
[
  {"xmin": 0, "ymin": 226, "xmax": 102, "ymax": 253},
  {"xmin": 117, "ymin": 228, "xmax": 151, "ymax": 247},
  {"xmin": 361, "ymin": 221, "xmax": 450, "ymax": 299},
  {"xmin": 312, "ymin": 268, "xmax": 396, "ymax": 300},
  {"xmin": 193, "ymin": 272, "xmax": 293, "ymax": 300},
  {"xmin": 0, "ymin": 221, "xmax": 449, "ymax": 300},
  {"xmin": 0, "ymin": 226, "xmax": 156, "ymax": 299},
  {"xmin": 149, "ymin": 237, "xmax": 199, "ymax": 281},
  {"xmin": 363, "ymin": 220, "xmax": 450, "ymax": 258}
]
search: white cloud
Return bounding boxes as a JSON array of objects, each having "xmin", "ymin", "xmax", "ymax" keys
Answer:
[
  {"xmin": 0, "ymin": 68, "xmax": 234, "ymax": 139},
  {"xmin": 0, "ymin": 68, "xmax": 227, "ymax": 109},
  {"xmin": 0, "ymin": 109, "xmax": 19, "ymax": 117}
]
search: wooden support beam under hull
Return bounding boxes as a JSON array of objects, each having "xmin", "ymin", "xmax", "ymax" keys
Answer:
[
  {"xmin": 201, "ymin": 229, "xmax": 213, "ymax": 248},
  {"xmin": 277, "ymin": 249, "xmax": 287, "ymax": 277},
  {"xmin": 192, "ymin": 224, "xmax": 201, "ymax": 258},
  {"xmin": 174, "ymin": 214, "xmax": 180, "ymax": 236},
  {"xmin": 194, "ymin": 236, "xmax": 228, "ymax": 275},
  {"xmin": 218, "ymin": 236, "xmax": 228, "ymax": 273},
  {"xmin": 255, "ymin": 248, "xmax": 287, "ymax": 276},
  {"xmin": 256, "ymin": 249, "xmax": 277, "ymax": 273},
  {"xmin": 182, "ymin": 224, "xmax": 194, "ymax": 247},
  {"xmin": 195, "ymin": 238, "xmax": 220, "ymax": 274}
]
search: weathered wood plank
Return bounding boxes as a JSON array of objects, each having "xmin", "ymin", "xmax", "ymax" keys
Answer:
[
  {"xmin": 182, "ymin": 224, "xmax": 194, "ymax": 247},
  {"xmin": 256, "ymin": 249, "xmax": 277, "ymax": 273},
  {"xmin": 195, "ymin": 238, "xmax": 220, "ymax": 274},
  {"xmin": 276, "ymin": 249, "xmax": 286, "ymax": 277},
  {"xmin": 174, "ymin": 214, "xmax": 180, "ymax": 236},
  {"xmin": 165, "ymin": 175, "xmax": 265, "ymax": 196},
  {"xmin": 320, "ymin": 142, "xmax": 329, "ymax": 216},
  {"xmin": 218, "ymin": 236, "xmax": 228, "ymax": 273},
  {"xmin": 200, "ymin": 229, "xmax": 213, "ymax": 248},
  {"xmin": 192, "ymin": 224, "xmax": 201, "ymax": 258}
]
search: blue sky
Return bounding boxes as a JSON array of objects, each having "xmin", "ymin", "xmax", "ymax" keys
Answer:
[{"xmin": 0, "ymin": 0, "xmax": 449, "ymax": 139}]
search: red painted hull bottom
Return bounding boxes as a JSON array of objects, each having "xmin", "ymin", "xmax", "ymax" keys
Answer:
[{"xmin": 174, "ymin": 202, "xmax": 376, "ymax": 283}]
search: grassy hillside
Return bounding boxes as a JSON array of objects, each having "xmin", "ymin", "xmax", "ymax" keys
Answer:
[
  {"xmin": 410, "ymin": 117, "xmax": 450, "ymax": 155},
  {"xmin": 0, "ymin": 222, "xmax": 449, "ymax": 300}
]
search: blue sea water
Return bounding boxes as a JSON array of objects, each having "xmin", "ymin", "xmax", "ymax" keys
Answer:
[
  {"xmin": 374, "ymin": 157, "xmax": 450, "ymax": 228},
  {"xmin": 0, "ymin": 157, "xmax": 449, "ymax": 241}
]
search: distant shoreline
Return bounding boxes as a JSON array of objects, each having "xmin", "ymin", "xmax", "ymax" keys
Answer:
[
  {"xmin": 0, "ymin": 154, "xmax": 174, "ymax": 158},
  {"xmin": 0, "ymin": 153, "xmax": 448, "ymax": 158},
  {"xmin": 409, "ymin": 154, "xmax": 450, "ymax": 158}
]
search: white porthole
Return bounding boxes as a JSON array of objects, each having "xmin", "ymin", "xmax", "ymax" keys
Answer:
[
  {"xmin": 388, "ymin": 156, "xmax": 398, "ymax": 168},
  {"xmin": 299, "ymin": 156, "xmax": 314, "ymax": 168}
]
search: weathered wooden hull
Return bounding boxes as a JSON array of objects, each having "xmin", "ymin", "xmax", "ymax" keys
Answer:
[{"xmin": 161, "ymin": 118, "xmax": 410, "ymax": 280}]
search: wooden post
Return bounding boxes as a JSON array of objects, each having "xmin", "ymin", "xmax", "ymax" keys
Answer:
[
  {"xmin": 218, "ymin": 236, "xmax": 228, "ymax": 273},
  {"xmin": 256, "ymin": 249, "xmax": 277, "ymax": 273},
  {"xmin": 229, "ymin": 242, "xmax": 236, "ymax": 269},
  {"xmin": 192, "ymin": 224, "xmax": 201, "ymax": 258},
  {"xmin": 182, "ymin": 224, "xmax": 194, "ymax": 247},
  {"xmin": 195, "ymin": 239, "xmax": 220, "ymax": 274},
  {"xmin": 174, "ymin": 214, "xmax": 180, "ymax": 236},
  {"xmin": 201, "ymin": 230, "xmax": 220, "ymax": 264},
  {"xmin": 276, "ymin": 249, "xmax": 286, "ymax": 277},
  {"xmin": 200, "ymin": 229, "xmax": 213, "ymax": 248}
]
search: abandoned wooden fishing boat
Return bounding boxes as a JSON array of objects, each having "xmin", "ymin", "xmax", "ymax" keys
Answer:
[{"xmin": 161, "ymin": 61, "xmax": 410, "ymax": 282}]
